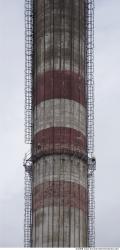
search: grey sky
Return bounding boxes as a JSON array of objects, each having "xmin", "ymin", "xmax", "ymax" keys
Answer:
[
  {"xmin": 95, "ymin": 0, "xmax": 120, "ymax": 246},
  {"xmin": 0, "ymin": 0, "xmax": 120, "ymax": 247}
]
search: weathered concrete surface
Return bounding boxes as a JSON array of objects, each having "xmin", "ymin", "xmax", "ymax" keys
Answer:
[
  {"xmin": 33, "ymin": 127, "xmax": 86, "ymax": 156},
  {"xmin": 33, "ymin": 71, "xmax": 85, "ymax": 106},
  {"xmin": 33, "ymin": 0, "xmax": 85, "ymax": 75},
  {"xmin": 33, "ymin": 181, "xmax": 87, "ymax": 212},
  {"xmin": 32, "ymin": 207, "xmax": 87, "ymax": 247},
  {"xmin": 34, "ymin": 99, "xmax": 86, "ymax": 135},
  {"xmin": 33, "ymin": 155, "xmax": 87, "ymax": 188},
  {"xmin": 32, "ymin": 0, "xmax": 87, "ymax": 247}
]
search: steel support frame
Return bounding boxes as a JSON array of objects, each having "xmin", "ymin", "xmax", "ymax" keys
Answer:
[
  {"xmin": 85, "ymin": 0, "xmax": 95, "ymax": 247},
  {"xmin": 24, "ymin": 0, "xmax": 33, "ymax": 247}
]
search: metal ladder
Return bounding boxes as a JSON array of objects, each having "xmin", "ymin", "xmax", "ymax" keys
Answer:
[
  {"xmin": 85, "ymin": 0, "xmax": 96, "ymax": 247},
  {"xmin": 23, "ymin": 152, "xmax": 32, "ymax": 247}
]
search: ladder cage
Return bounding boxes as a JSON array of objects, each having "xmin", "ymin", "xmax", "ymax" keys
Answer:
[
  {"xmin": 24, "ymin": 0, "xmax": 33, "ymax": 247},
  {"xmin": 24, "ymin": 0, "xmax": 33, "ymax": 144},
  {"xmin": 85, "ymin": 0, "xmax": 95, "ymax": 247},
  {"xmin": 24, "ymin": 152, "xmax": 32, "ymax": 247}
]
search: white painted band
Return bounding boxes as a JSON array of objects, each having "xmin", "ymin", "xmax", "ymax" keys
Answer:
[
  {"xmin": 33, "ymin": 155, "xmax": 87, "ymax": 189},
  {"xmin": 32, "ymin": 207, "xmax": 86, "ymax": 247},
  {"xmin": 35, "ymin": 30, "xmax": 85, "ymax": 75},
  {"xmin": 37, "ymin": 61, "xmax": 84, "ymax": 76},
  {"xmin": 34, "ymin": 99, "xmax": 86, "ymax": 136}
]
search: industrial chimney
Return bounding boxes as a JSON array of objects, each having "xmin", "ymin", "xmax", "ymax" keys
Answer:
[{"xmin": 24, "ymin": 0, "xmax": 95, "ymax": 247}]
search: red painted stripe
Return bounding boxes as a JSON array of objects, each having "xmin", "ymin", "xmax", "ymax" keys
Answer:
[
  {"xmin": 33, "ymin": 181, "xmax": 87, "ymax": 213},
  {"xmin": 33, "ymin": 127, "xmax": 86, "ymax": 155},
  {"xmin": 33, "ymin": 71, "xmax": 86, "ymax": 106}
]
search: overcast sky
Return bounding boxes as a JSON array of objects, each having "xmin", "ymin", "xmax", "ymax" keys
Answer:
[{"xmin": 0, "ymin": 0, "xmax": 120, "ymax": 247}]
